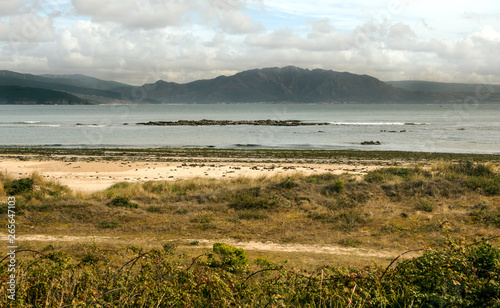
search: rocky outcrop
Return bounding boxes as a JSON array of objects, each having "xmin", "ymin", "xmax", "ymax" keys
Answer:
[
  {"xmin": 136, "ymin": 119, "xmax": 330, "ymax": 126},
  {"xmin": 361, "ymin": 141, "xmax": 381, "ymax": 145}
]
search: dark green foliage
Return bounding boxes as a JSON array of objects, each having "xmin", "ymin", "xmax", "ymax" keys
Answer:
[
  {"xmin": 393, "ymin": 241, "xmax": 500, "ymax": 307},
  {"xmin": 415, "ymin": 199, "xmax": 434, "ymax": 212},
  {"xmin": 364, "ymin": 172, "xmax": 385, "ymax": 182},
  {"xmin": 106, "ymin": 196, "xmax": 138, "ymax": 208},
  {"xmin": 379, "ymin": 166, "xmax": 422, "ymax": 179},
  {"xmin": 464, "ymin": 176, "xmax": 500, "ymax": 196},
  {"xmin": 228, "ymin": 187, "xmax": 278, "ymax": 210},
  {"xmin": 2, "ymin": 240, "xmax": 497, "ymax": 307},
  {"xmin": 97, "ymin": 220, "xmax": 120, "ymax": 229},
  {"xmin": 145, "ymin": 205, "xmax": 165, "ymax": 213},
  {"xmin": 162, "ymin": 243, "xmax": 177, "ymax": 254},
  {"xmin": 274, "ymin": 178, "xmax": 297, "ymax": 189},
  {"xmin": 470, "ymin": 202, "xmax": 500, "ymax": 228},
  {"xmin": 451, "ymin": 161, "xmax": 495, "ymax": 177},
  {"xmin": 309, "ymin": 209, "xmax": 366, "ymax": 231},
  {"xmin": 0, "ymin": 85, "xmax": 91, "ymax": 105},
  {"xmin": 206, "ymin": 242, "xmax": 249, "ymax": 273},
  {"xmin": 322, "ymin": 180, "xmax": 345, "ymax": 195},
  {"xmin": 4, "ymin": 177, "xmax": 34, "ymax": 195}
]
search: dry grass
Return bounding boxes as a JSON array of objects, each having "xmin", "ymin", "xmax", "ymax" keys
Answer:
[{"xmin": 2, "ymin": 160, "xmax": 499, "ymax": 269}]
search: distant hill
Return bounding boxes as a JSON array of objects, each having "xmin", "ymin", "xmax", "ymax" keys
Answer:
[
  {"xmin": 0, "ymin": 86, "xmax": 92, "ymax": 104},
  {"xmin": 0, "ymin": 70, "xmax": 135, "ymax": 103},
  {"xmin": 135, "ymin": 66, "xmax": 476, "ymax": 103},
  {"xmin": 40, "ymin": 73, "xmax": 131, "ymax": 91},
  {"xmin": 1, "ymin": 67, "xmax": 500, "ymax": 104},
  {"xmin": 386, "ymin": 80, "xmax": 500, "ymax": 94}
]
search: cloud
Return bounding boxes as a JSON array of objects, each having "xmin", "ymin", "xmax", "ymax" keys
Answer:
[
  {"xmin": 0, "ymin": 12, "xmax": 56, "ymax": 43},
  {"xmin": 0, "ymin": 0, "xmax": 499, "ymax": 85},
  {"xmin": 71, "ymin": 0, "xmax": 195, "ymax": 29},
  {"xmin": 217, "ymin": 11, "xmax": 263, "ymax": 34},
  {"xmin": 0, "ymin": 0, "xmax": 28, "ymax": 16}
]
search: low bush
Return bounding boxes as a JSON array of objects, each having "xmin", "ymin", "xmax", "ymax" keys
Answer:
[
  {"xmin": 415, "ymin": 199, "xmax": 434, "ymax": 212},
  {"xmin": 228, "ymin": 187, "xmax": 278, "ymax": 210},
  {"xmin": 4, "ymin": 177, "xmax": 34, "ymax": 195},
  {"xmin": 1, "ymin": 239, "xmax": 497, "ymax": 307},
  {"xmin": 106, "ymin": 196, "xmax": 138, "ymax": 208}
]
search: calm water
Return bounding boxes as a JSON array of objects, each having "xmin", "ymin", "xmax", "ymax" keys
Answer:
[{"xmin": 0, "ymin": 103, "xmax": 499, "ymax": 154}]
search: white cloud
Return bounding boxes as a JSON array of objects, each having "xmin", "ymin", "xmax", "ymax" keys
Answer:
[
  {"xmin": 0, "ymin": 0, "xmax": 498, "ymax": 85},
  {"xmin": 0, "ymin": 0, "xmax": 28, "ymax": 16},
  {"xmin": 217, "ymin": 11, "xmax": 263, "ymax": 34},
  {"xmin": 71, "ymin": 0, "xmax": 195, "ymax": 29}
]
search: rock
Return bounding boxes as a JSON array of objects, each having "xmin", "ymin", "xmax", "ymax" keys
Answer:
[
  {"xmin": 361, "ymin": 141, "xmax": 381, "ymax": 145},
  {"xmin": 136, "ymin": 120, "xmax": 330, "ymax": 126}
]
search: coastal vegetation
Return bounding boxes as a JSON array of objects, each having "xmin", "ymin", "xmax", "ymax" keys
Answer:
[
  {"xmin": 0, "ymin": 86, "xmax": 91, "ymax": 105},
  {"xmin": 0, "ymin": 152, "xmax": 499, "ymax": 306}
]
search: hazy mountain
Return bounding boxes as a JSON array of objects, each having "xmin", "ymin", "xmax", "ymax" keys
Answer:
[
  {"xmin": 0, "ymin": 70, "xmax": 134, "ymax": 103},
  {"xmin": 1, "ymin": 67, "xmax": 499, "ymax": 104},
  {"xmin": 386, "ymin": 80, "xmax": 500, "ymax": 94},
  {"xmin": 40, "ymin": 73, "xmax": 131, "ymax": 91},
  {"xmin": 136, "ymin": 66, "xmax": 474, "ymax": 103},
  {"xmin": 0, "ymin": 86, "xmax": 92, "ymax": 104}
]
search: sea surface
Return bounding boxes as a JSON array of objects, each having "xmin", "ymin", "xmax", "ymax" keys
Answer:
[{"xmin": 0, "ymin": 103, "xmax": 499, "ymax": 154}]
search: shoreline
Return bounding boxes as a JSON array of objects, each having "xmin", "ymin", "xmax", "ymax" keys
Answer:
[
  {"xmin": 1, "ymin": 147, "xmax": 499, "ymax": 192},
  {"xmin": 0, "ymin": 155, "xmax": 382, "ymax": 192}
]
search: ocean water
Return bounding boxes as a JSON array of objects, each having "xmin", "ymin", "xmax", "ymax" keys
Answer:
[{"xmin": 0, "ymin": 103, "xmax": 499, "ymax": 154}]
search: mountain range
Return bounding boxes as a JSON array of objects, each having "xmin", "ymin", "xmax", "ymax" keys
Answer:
[{"xmin": 1, "ymin": 66, "xmax": 499, "ymax": 104}]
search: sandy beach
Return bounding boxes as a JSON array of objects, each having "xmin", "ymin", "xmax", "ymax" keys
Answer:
[{"xmin": 0, "ymin": 154, "xmax": 380, "ymax": 192}]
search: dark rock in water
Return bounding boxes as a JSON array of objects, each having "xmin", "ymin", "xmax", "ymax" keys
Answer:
[
  {"xmin": 136, "ymin": 119, "xmax": 330, "ymax": 126},
  {"xmin": 361, "ymin": 141, "xmax": 381, "ymax": 145}
]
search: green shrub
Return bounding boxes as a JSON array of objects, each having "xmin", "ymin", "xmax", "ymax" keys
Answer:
[
  {"xmin": 415, "ymin": 199, "xmax": 434, "ymax": 212},
  {"xmin": 464, "ymin": 176, "xmax": 500, "ymax": 195},
  {"xmin": 274, "ymin": 178, "xmax": 297, "ymax": 189},
  {"xmin": 162, "ymin": 243, "xmax": 177, "ymax": 254},
  {"xmin": 228, "ymin": 187, "xmax": 278, "ymax": 210},
  {"xmin": 1, "ymin": 239, "xmax": 498, "ymax": 307},
  {"xmin": 451, "ymin": 161, "xmax": 495, "ymax": 177},
  {"xmin": 382, "ymin": 167, "xmax": 421, "ymax": 179},
  {"xmin": 145, "ymin": 205, "xmax": 165, "ymax": 213},
  {"xmin": 338, "ymin": 238, "xmax": 362, "ymax": 247},
  {"xmin": 206, "ymin": 242, "xmax": 248, "ymax": 273},
  {"xmin": 97, "ymin": 220, "xmax": 120, "ymax": 229},
  {"xmin": 364, "ymin": 172, "xmax": 385, "ymax": 182},
  {"xmin": 322, "ymin": 180, "xmax": 345, "ymax": 195},
  {"xmin": 106, "ymin": 196, "xmax": 138, "ymax": 208},
  {"xmin": 4, "ymin": 177, "xmax": 34, "ymax": 195},
  {"xmin": 335, "ymin": 209, "xmax": 366, "ymax": 231}
]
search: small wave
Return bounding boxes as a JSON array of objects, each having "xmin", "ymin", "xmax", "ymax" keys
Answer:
[
  {"xmin": 404, "ymin": 122, "xmax": 428, "ymax": 125},
  {"xmin": 39, "ymin": 125, "xmax": 61, "ymax": 127},
  {"xmin": 329, "ymin": 122, "xmax": 428, "ymax": 126},
  {"xmin": 329, "ymin": 122, "xmax": 405, "ymax": 126},
  {"xmin": 75, "ymin": 124, "xmax": 107, "ymax": 128},
  {"xmin": 12, "ymin": 121, "xmax": 42, "ymax": 124}
]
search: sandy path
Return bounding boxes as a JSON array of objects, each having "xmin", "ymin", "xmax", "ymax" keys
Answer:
[
  {"xmin": 9, "ymin": 233, "xmax": 397, "ymax": 259},
  {"xmin": 0, "ymin": 157, "xmax": 379, "ymax": 192}
]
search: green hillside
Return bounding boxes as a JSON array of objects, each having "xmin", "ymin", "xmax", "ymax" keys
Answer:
[{"xmin": 0, "ymin": 85, "xmax": 93, "ymax": 104}]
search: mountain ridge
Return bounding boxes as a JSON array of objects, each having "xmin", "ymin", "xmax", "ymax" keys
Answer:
[
  {"xmin": 1, "ymin": 67, "xmax": 500, "ymax": 104},
  {"xmin": 136, "ymin": 66, "xmax": 468, "ymax": 103}
]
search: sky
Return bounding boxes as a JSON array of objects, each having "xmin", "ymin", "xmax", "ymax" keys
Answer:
[{"xmin": 0, "ymin": 0, "xmax": 499, "ymax": 85}]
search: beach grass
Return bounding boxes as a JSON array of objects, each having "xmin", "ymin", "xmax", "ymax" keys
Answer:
[{"xmin": 0, "ymin": 149, "xmax": 499, "ymax": 306}]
